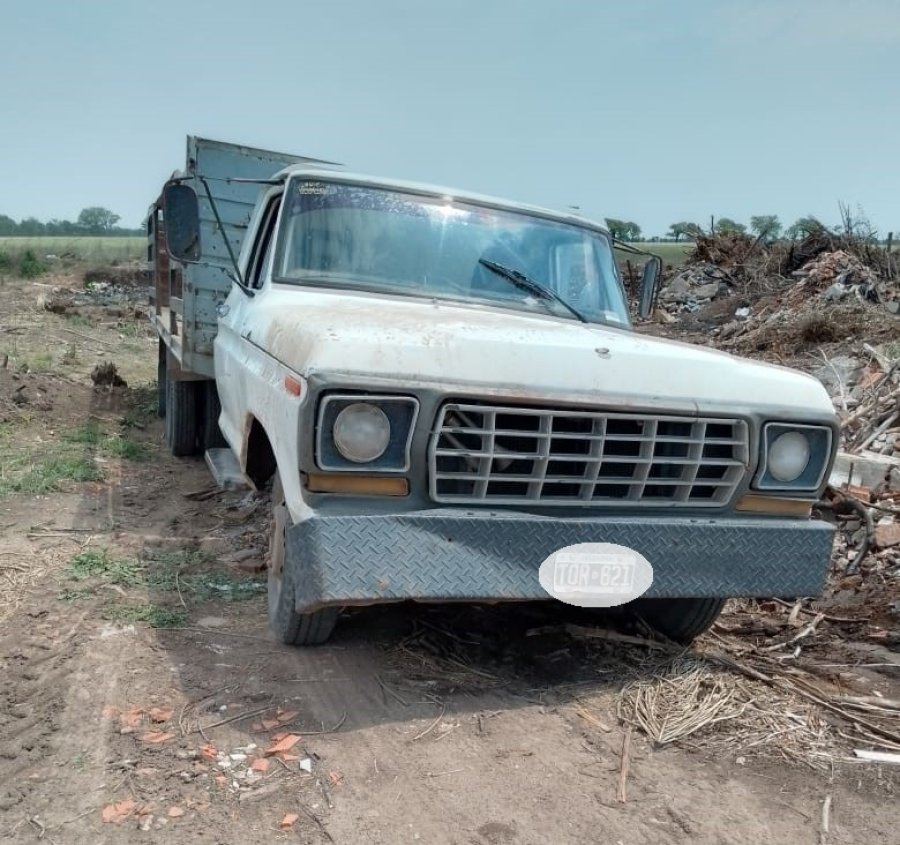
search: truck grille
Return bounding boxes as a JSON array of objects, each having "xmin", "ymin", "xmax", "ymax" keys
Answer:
[{"xmin": 429, "ymin": 403, "xmax": 749, "ymax": 507}]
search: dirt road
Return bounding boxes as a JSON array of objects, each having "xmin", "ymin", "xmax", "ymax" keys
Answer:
[{"xmin": 1, "ymin": 268, "xmax": 898, "ymax": 844}]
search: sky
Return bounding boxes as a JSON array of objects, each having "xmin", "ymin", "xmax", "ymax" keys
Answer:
[{"xmin": 1, "ymin": 0, "xmax": 898, "ymax": 237}]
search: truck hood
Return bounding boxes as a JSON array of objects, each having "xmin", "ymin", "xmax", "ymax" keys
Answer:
[{"xmin": 257, "ymin": 288, "xmax": 834, "ymax": 418}]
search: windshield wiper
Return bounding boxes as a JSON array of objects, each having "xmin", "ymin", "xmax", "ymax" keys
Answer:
[{"xmin": 478, "ymin": 259, "xmax": 588, "ymax": 324}]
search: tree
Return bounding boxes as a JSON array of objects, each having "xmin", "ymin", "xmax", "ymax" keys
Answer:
[
  {"xmin": 784, "ymin": 215, "xmax": 826, "ymax": 240},
  {"xmin": 714, "ymin": 217, "xmax": 747, "ymax": 235},
  {"xmin": 605, "ymin": 218, "xmax": 643, "ymax": 241},
  {"xmin": 666, "ymin": 221, "xmax": 700, "ymax": 242},
  {"xmin": 0, "ymin": 214, "xmax": 17, "ymax": 235},
  {"xmin": 749, "ymin": 215, "xmax": 781, "ymax": 239},
  {"xmin": 77, "ymin": 206, "xmax": 121, "ymax": 233}
]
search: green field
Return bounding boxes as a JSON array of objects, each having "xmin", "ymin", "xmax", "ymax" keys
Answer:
[
  {"xmin": 0, "ymin": 236, "xmax": 144, "ymax": 263},
  {"xmin": 626, "ymin": 242, "xmax": 693, "ymax": 266}
]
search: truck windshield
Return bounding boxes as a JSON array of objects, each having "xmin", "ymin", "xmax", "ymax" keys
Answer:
[{"xmin": 274, "ymin": 178, "xmax": 629, "ymax": 326}]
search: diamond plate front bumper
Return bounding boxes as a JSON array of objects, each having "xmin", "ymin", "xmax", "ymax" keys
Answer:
[{"xmin": 284, "ymin": 510, "xmax": 835, "ymax": 613}]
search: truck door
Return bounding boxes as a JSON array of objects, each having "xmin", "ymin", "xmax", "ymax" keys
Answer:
[{"xmin": 214, "ymin": 193, "xmax": 282, "ymax": 450}]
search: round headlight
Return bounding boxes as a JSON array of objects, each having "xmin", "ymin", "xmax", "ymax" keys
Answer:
[
  {"xmin": 333, "ymin": 403, "xmax": 391, "ymax": 463},
  {"xmin": 767, "ymin": 431, "xmax": 810, "ymax": 482}
]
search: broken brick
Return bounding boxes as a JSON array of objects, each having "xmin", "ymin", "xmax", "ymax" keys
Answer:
[
  {"xmin": 261, "ymin": 719, "xmax": 279, "ymax": 731},
  {"xmin": 277, "ymin": 710, "xmax": 298, "ymax": 723},
  {"xmin": 280, "ymin": 813, "xmax": 300, "ymax": 830},
  {"xmin": 149, "ymin": 706, "xmax": 175, "ymax": 723},
  {"xmin": 264, "ymin": 734, "xmax": 301, "ymax": 756},
  {"xmin": 138, "ymin": 731, "xmax": 175, "ymax": 744},
  {"xmin": 251, "ymin": 758, "xmax": 270, "ymax": 773},
  {"xmin": 101, "ymin": 799, "xmax": 136, "ymax": 824},
  {"xmin": 119, "ymin": 707, "xmax": 144, "ymax": 728},
  {"xmin": 167, "ymin": 807, "xmax": 185, "ymax": 819}
]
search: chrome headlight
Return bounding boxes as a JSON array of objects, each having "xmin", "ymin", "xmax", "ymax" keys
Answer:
[
  {"xmin": 755, "ymin": 423, "xmax": 832, "ymax": 492},
  {"xmin": 317, "ymin": 394, "xmax": 419, "ymax": 472}
]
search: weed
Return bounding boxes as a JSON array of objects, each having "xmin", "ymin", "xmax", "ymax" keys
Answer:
[
  {"xmin": 66, "ymin": 549, "xmax": 143, "ymax": 585},
  {"xmin": 104, "ymin": 436, "xmax": 152, "ymax": 462},
  {"xmin": 60, "ymin": 343, "xmax": 79, "ymax": 366},
  {"xmin": 104, "ymin": 604, "xmax": 187, "ymax": 628},
  {"xmin": 58, "ymin": 587, "xmax": 92, "ymax": 602},
  {"xmin": 0, "ymin": 251, "xmax": 10, "ymax": 271},
  {"xmin": 18, "ymin": 250, "xmax": 45, "ymax": 279},
  {"xmin": 65, "ymin": 313, "xmax": 94, "ymax": 329}
]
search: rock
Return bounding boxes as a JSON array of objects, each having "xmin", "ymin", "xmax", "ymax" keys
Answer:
[
  {"xmin": 813, "ymin": 356, "xmax": 862, "ymax": 395},
  {"xmin": 691, "ymin": 282, "xmax": 719, "ymax": 300},
  {"xmin": 874, "ymin": 523, "xmax": 900, "ymax": 549},
  {"xmin": 199, "ymin": 536, "xmax": 229, "ymax": 555},
  {"xmin": 735, "ymin": 307, "xmax": 751, "ymax": 319},
  {"xmin": 823, "ymin": 283, "xmax": 847, "ymax": 302}
]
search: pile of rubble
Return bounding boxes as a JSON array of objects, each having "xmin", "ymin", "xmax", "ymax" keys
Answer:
[
  {"xmin": 658, "ymin": 263, "xmax": 732, "ymax": 314},
  {"xmin": 790, "ymin": 249, "xmax": 896, "ymax": 312}
]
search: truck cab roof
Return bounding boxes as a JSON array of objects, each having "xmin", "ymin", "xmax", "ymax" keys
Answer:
[{"xmin": 272, "ymin": 164, "xmax": 612, "ymax": 236}]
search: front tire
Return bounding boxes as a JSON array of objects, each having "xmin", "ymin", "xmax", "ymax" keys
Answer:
[
  {"xmin": 629, "ymin": 597, "xmax": 726, "ymax": 644},
  {"xmin": 268, "ymin": 470, "xmax": 339, "ymax": 645},
  {"xmin": 200, "ymin": 380, "xmax": 228, "ymax": 450}
]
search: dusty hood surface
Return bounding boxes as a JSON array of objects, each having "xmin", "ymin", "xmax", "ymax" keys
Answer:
[{"xmin": 253, "ymin": 287, "xmax": 834, "ymax": 418}]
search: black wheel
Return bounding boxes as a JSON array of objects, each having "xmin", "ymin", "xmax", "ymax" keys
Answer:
[
  {"xmin": 157, "ymin": 341, "xmax": 166, "ymax": 418},
  {"xmin": 629, "ymin": 597, "xmax": 726, "ymax": 644},
  {"xmin": 200, "ymin": 380, "xmax": 228, "ymax": 450},
  {"xmin": 268, "ymin": 470, "xmax": 339, "ymax": 645},
  {"xmin": 165, "ymin": 377, "xmax": 200, "ymax": 457}
]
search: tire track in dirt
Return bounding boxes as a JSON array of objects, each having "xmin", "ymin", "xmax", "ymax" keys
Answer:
[{"xmin": 0, "ymin": 608, "xmax": 90, "ymax": 814}]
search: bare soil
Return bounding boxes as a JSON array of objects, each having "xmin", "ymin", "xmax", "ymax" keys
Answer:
[{"xmin": 1, "ymin": 270, "xmax": 899, "ymax": 844}]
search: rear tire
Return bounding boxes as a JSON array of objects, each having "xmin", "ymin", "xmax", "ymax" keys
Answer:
[
  {"xmin": 157, "ymin": 341, "xmax": 166, "ymax": 418},
  {"xmin": 165, "ymin": 376, "xmax": 200, "ymax": 457},
  {"xmin": 629, "ymin": 597, "xmax": 726, "ymax": 644},
  {"xmin": 200, "ymin": 380, "xmax": 228, "ymax": 450},
  {"xmin": 268, "ymin": 470, "xmax": 339, "ymax": 645}
]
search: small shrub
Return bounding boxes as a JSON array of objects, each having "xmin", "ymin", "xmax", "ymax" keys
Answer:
[
  {"xmin": 18, "ymin": 250, "xmax": 46, "ymax": 279},
  {"xmin": 0, "ymin": 251, "xmax": 11, "ymax": 271}
]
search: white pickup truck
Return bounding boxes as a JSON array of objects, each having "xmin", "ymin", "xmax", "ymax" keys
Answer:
[{"xmin": 148, "ymin": 137, "xmax": 838, "ymax": 645}]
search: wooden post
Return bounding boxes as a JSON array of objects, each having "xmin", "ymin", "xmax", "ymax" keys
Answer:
[{"xmin": 886, "ymin": 232, "xmax": 894, "ymax": 280}]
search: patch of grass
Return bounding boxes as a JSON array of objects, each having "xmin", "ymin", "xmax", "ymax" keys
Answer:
[
  {"xmin": 66, "ymin": 549, "xmax": 143, "ymax": 585},
  {"xmin": 141, "ymin": 549, "xmax": 264, "ymax": 602},
  {"xmin": 64, "ymin": 420, "xmax": 105, "ymax": 446},
  {"xmin": 0, "ymin": 454, "xmax": 101, "ymax": 496},
  {"xmin": 63, "ymin": 420, "xmax": 153, "ymax": 462},
  {"xmin": 104, "ymin": 604, "xmax": 187, "ymax": 628},
  {"xmin": 65, "ymin": 313, "xmax": 94, "ymax": 329}
]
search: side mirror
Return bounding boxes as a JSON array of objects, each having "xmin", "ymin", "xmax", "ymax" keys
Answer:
[
  {"xmin": 163, "ymin": 183, "xmax": 201, "ymax": 262},
  {"xmin": 637, "ymin": 255, "xmax": 662, "ymax": 320}
]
